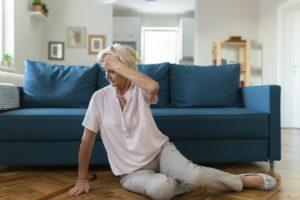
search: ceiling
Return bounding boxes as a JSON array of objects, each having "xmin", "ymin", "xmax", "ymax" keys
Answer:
[{"xmin": 111, "ymin": 0, "xmax": 195, "ymax": 15}]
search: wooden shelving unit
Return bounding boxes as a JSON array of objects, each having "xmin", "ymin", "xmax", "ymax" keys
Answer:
[{"xmin": 211, "ymin": 40, "xmax": 252, "ymax": 86}]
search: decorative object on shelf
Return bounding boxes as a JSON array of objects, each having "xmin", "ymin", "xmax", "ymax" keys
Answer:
[
  {"xmin": 48, "ymin": 41, "xmax": 64, "ymax": 60},
  {"xmin": 226, "ymin": 36, "xmax": 246, "ymax": 43},
  {"xmin": 211, "ymin": 39, "xmax": 252, "ymax": 86},
  {"xmin": 41, "ymin": 2, "xmax": 49, "ymax": 17},
  {"xmin": 88, "ymin": 35, "xmax": 106, "ymax": 55},
  {"xmin": 1, "ymin": 54, "xmax": 14, "ymax": 67},
  {"xmin": 32, "ymin": 0, "xmax": 43, "ymax": 12},
  {"xmin": 66, "ymin": 27, "xmax": 86, "ymax": 48}
]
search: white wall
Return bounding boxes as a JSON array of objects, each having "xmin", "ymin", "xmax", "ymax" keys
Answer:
[
  {"xmin": 14, "ymin": 0, "xmax": 46, "ymax": 74},
  {"xmin": 259, "ymin": 0, "xmax": 286, "ymax": 84},
  {"xmin": 141, "ymin": 14, "xmax": 180, "ymax": 27},
  {"xmin": 13, "ymin": 0, "xmax": 112, "ymax": 73},
  {"xmin": 45, "ymin": 0, "xmax": 113, "ymax": 66},
  {"xmin": 0, "ymin": 71, "xmax": 24, "ymax": 86},
  {"xmin": 179, "ymin": 17, "xmax": 194, "ymax": 59},
  {"xmin": 194, "ymin": 0, "xmax": 260, "ymax": 66}
]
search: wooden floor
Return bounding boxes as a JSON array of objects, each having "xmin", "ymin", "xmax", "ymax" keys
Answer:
[{"xmin": 1, "ymin": 129, "xmax": 300, "ymax": 200}]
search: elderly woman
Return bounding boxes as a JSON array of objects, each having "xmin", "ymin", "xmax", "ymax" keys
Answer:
[{"xmin": 69, "ymin": 44, "xmax": 276, "ymax": 199}]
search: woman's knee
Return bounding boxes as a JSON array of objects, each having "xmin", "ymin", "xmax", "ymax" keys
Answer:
[{"xmin": 146, "ymin": 174, "xmax": 177, "ymax": 200}]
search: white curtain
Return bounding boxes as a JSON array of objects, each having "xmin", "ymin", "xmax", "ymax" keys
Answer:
[{"xmin": 0, "ymin": 0, "xmax": 14, "ymax": 59}]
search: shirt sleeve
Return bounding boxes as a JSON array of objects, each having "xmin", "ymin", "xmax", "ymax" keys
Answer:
[{"xmin": 82, "ymin": 93, "xmax": 100, "ymax": 133}]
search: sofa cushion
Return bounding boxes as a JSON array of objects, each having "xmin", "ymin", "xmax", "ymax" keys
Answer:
[
  {"xmin": 138, "ymin": 62, "xmax": 170, "ymax": 107},
  {"xmin": 152, "ymin": 107, "xmax": 269, "ymax": 140},
  {"xmin": 170, "ymin": 64, "xmax": 241, "ymax": 108},
  {"xmin": 0, "ymin": 108, "xmax": 91, "ymax": 141},
  {"xmin": 23, "ymin": 59, "xmax": 98, "ymax": 108},
  {"xmin": 0, "ymin": 107, "xmax": 268, "ymax": 141}
]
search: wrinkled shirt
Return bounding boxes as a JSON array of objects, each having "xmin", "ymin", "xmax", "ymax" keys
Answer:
[{"xmin": 82, "ymin": 83, "xmax": 169, "ymax": 176}]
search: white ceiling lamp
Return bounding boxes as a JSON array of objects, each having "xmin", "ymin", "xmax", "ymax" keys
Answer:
[{"xmin": 94, "ymin": 0, "xmax": 118, "ymax": 4}]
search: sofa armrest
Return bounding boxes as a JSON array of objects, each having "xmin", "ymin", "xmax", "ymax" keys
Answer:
[{"xmin": 241, "ymin": 85, "xmax": 281, "ymax": 160}]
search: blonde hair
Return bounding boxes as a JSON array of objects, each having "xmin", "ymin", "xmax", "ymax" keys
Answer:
[{"xmin": 97, "ymin": 43, "xmax": 138, "ymax": 69}]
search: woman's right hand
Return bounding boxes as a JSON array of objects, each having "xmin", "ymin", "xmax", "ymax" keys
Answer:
[{"xmin": 68, "ymin": 179, "xmax": 91, "ymax": 197}]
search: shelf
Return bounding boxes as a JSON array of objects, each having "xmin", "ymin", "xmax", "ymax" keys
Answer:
[
  {"xmin": 211, "ymin": 39, "xmax": 252, "ymax": 86},
  {"xmin": 0, "ymin": 66, "xmax": 16, "ymax": 73},
  {"xmin": 29, "ymin": 11, "xmax": 48, "ymax": 22},
  {"xmin": 222, "ymin": 41, "xmax": 246, "ymax": 46}
]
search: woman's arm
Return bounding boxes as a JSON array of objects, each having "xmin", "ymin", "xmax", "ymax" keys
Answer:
[
  {"xmin": 102, "ymin": 55, "xmax": 159, "ymax": 101},
  {"xmin": 69, "ymin": 128, "xmax": 97, "ymax": 197},
  {"xmin": 78, "ymin": 128, "xmax": 97, "ymax": 178}
]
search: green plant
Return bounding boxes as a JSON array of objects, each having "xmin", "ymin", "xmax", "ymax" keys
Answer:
[
  {"xmin": 2, "ymin": 54, "xmax": 13, "ymax": 62},
  {"xmin": 32, "ymin": 0, "xmax": 43, "ymax": 6}
]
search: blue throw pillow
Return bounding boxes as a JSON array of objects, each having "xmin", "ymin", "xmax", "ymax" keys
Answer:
[
  {"xmin": 93, "ymin": 63, "xmax": 110, "ymax": 89},
  {"xmin": 23, "ymin": 59, "xmax": 98, "ymax": 108},
  {"xmin": 170, "ymin": 64, "xmax": 241, "ymax": 107},
  {"xmin": 138, "ymin": 63, "xmax": 170, "ymax": 108}
]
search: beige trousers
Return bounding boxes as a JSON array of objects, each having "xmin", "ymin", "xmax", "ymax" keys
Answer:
[{"xmin": 120, "ymin": 141, "xmax": 243, "ymax": 200}]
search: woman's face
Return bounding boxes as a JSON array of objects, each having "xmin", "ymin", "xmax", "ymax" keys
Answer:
[{"xmin": 102, "ymin": 54, "xmax": 130, "ymax": 88}]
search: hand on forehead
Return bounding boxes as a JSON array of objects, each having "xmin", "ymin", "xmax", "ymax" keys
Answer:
[{"xmin": 101, "ymin": 53, "xmax": 120, "ymax": 70}]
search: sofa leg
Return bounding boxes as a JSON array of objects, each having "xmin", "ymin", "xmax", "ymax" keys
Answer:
[{"xmin": 269, "ymin": 160, "xmax": 274, "ymax": 168}]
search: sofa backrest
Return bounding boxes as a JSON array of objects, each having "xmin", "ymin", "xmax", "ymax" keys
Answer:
[
  {"xmin": 22, "ymin": 59, "xmax": 98, "ymax": 108},
  {"xmin": 21, "ymin": 60, "xmax": 241, "ymax": 109},
  {"xmin": 170, "ymin": 63, "xmax": 241, "ymax": 108}
]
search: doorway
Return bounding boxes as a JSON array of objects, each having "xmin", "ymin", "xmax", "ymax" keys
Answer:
[{"xmin": 278, "ymin": 0, "xmax": 300, "ymax": 128}]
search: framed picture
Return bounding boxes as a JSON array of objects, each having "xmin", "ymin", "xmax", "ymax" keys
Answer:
[
  {"xmin": 48, "ymin": 41, "xmax": 64, "ymax": 60},
  {"xmin": 66, "ymin": 27, "xmax": 86, "ymax": 48},
  {"xmin": 88, "ymin": 35, "xmax": 106, "ymax": 55}
]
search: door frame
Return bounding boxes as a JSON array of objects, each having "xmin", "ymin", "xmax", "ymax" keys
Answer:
[{"xmin": 278, "ymin": 0, "xmax": 300, "ymax": 128}]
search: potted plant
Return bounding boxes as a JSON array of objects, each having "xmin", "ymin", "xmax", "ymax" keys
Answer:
[
  {"xmin": 42, "ymin": 2, "xmax": 49, "ymax": 17},
  {"xmin": 32, "ymin": 0, "xmax": 43, "ymax": 12},
  {"xmin": 1, "ymin": 54, "xmax": 13, "ymax": 67}
]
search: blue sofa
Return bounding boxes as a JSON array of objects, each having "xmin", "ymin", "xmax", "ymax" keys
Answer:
[{"xmin": 0, "ymin": 60, "xmax": 281, "ymax": 168}]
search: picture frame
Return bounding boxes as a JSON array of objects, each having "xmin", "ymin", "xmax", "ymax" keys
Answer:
[
  {"xmin": 66, "ymin": 27, "xmax": 86, "ymax": 48},
  {"xmin": 48, "ymin": 41, "xmax": 64, "ymax": 60},
  {"xmin": 88, "ymin": 35, "xmax": 106, "ymax": 55}
]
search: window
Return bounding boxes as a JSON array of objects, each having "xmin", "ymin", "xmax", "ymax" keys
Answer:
[
  {"xmin": 141, "ymin": 27, "xmax": 179, "ymax": 64},
  {"xmin": 0, "ymin": 0, "xmax": 14, "ymax": 59}
]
